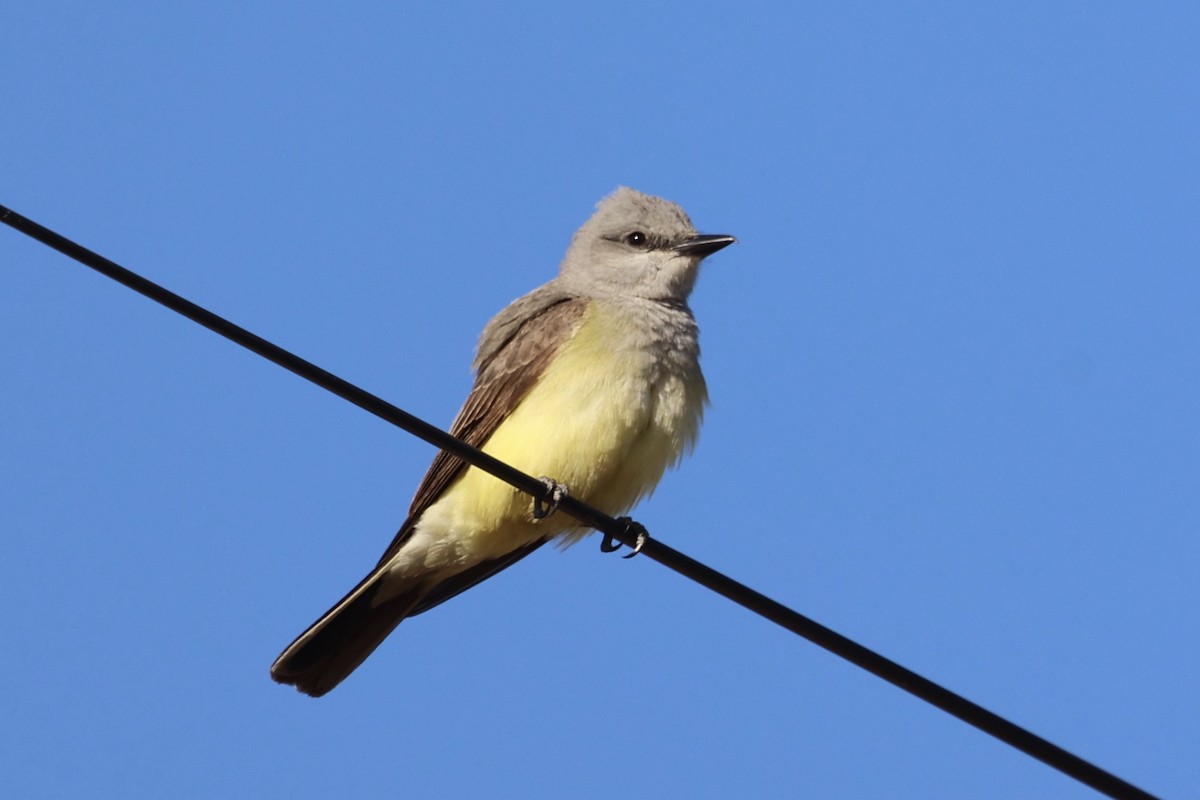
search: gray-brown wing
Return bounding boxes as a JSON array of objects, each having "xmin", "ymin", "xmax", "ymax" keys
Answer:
[{"xmin": 374, "ymin": 294, "xmax": 588, "ymax": 568}]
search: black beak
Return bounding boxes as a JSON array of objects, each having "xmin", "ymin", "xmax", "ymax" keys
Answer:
[{"xmin": 673, "ymin": 234, "xmax": 737, "ymax": 258}]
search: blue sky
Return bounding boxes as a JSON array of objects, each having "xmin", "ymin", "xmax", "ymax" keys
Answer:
[{"xmin": 2, "ymin": 3, "xmax": 1196, "ymax": 798}]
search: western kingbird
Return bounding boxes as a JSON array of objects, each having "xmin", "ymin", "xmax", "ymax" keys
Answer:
[{"xmin": 271, "ymin": 187, "xmax": 735, "ymax": 696}]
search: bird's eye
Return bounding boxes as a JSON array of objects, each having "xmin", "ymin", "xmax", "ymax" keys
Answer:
[{"xmin": 625, "ymin": 231, "xmax": 648, "ymax": 248}]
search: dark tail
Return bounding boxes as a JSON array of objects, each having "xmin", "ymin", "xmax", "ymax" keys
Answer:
[{"xmin": 270, "ymin": 567, "xmax": 427, "ymax": 697}]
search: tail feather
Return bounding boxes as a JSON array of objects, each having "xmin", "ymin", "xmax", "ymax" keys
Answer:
[{"xmin": 270, "ymin": 567, "xmax": 427, "ymax": 697}]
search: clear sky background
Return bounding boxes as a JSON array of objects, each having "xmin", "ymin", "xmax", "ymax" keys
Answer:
[{"xmin": 2, "ymin": 3, "xmax": 1196, "ymax": 798}]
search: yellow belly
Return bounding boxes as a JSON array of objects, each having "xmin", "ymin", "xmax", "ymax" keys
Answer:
[{"xmin": 416, "ymin": 302, "xmax": 706, "ymax": 562}]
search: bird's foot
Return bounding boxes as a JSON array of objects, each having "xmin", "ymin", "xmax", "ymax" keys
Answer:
[
  {"xmin": 600, "ymin": 517, "xmax": 648, "ymax": 559},
  {"xmin": 532, "ymin": 477, "xmax": 568, "ymax": 520}
]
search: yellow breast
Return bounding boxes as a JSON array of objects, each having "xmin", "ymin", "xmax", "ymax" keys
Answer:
[{"xmin": 418, "ymin": 301, "xmax": 706, "ymax": 560}]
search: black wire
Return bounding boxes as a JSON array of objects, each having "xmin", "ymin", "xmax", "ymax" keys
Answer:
[{"xmin": 0, "ymin": 204, "xmax": 1159, "ymax": 800}]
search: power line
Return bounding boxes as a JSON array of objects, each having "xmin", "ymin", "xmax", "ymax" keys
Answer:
[{"xmin": 0, "ymin": 204, "xmax": 1159, "ymax": 800}]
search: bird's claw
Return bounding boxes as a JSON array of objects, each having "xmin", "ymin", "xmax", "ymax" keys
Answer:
[
  {"xmin": 532, "ymin": 477, "xmax": 568, "ymax": 520},
  {"xmin": 600, "ymin": 517, "xmax": 648, "ymax": 559}
]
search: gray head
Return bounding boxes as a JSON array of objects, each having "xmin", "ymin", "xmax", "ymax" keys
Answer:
[{"xmin": 555, "ymin": 187, "xmax": 735, "ymax": 303}]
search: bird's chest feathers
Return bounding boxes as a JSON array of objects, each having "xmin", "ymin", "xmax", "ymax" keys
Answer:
[
  {"xmin": 490, "ymin": 302, "xmax": 706, "ymax": 511},
  {"xmin": 565, "ymin": 303, "xmax": 701, "ymax": 428}
]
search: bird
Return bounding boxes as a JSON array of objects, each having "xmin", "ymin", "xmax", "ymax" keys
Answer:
[{"xmin": 270, "ymin": 187, "xmax": 735, "ymax": 696}]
